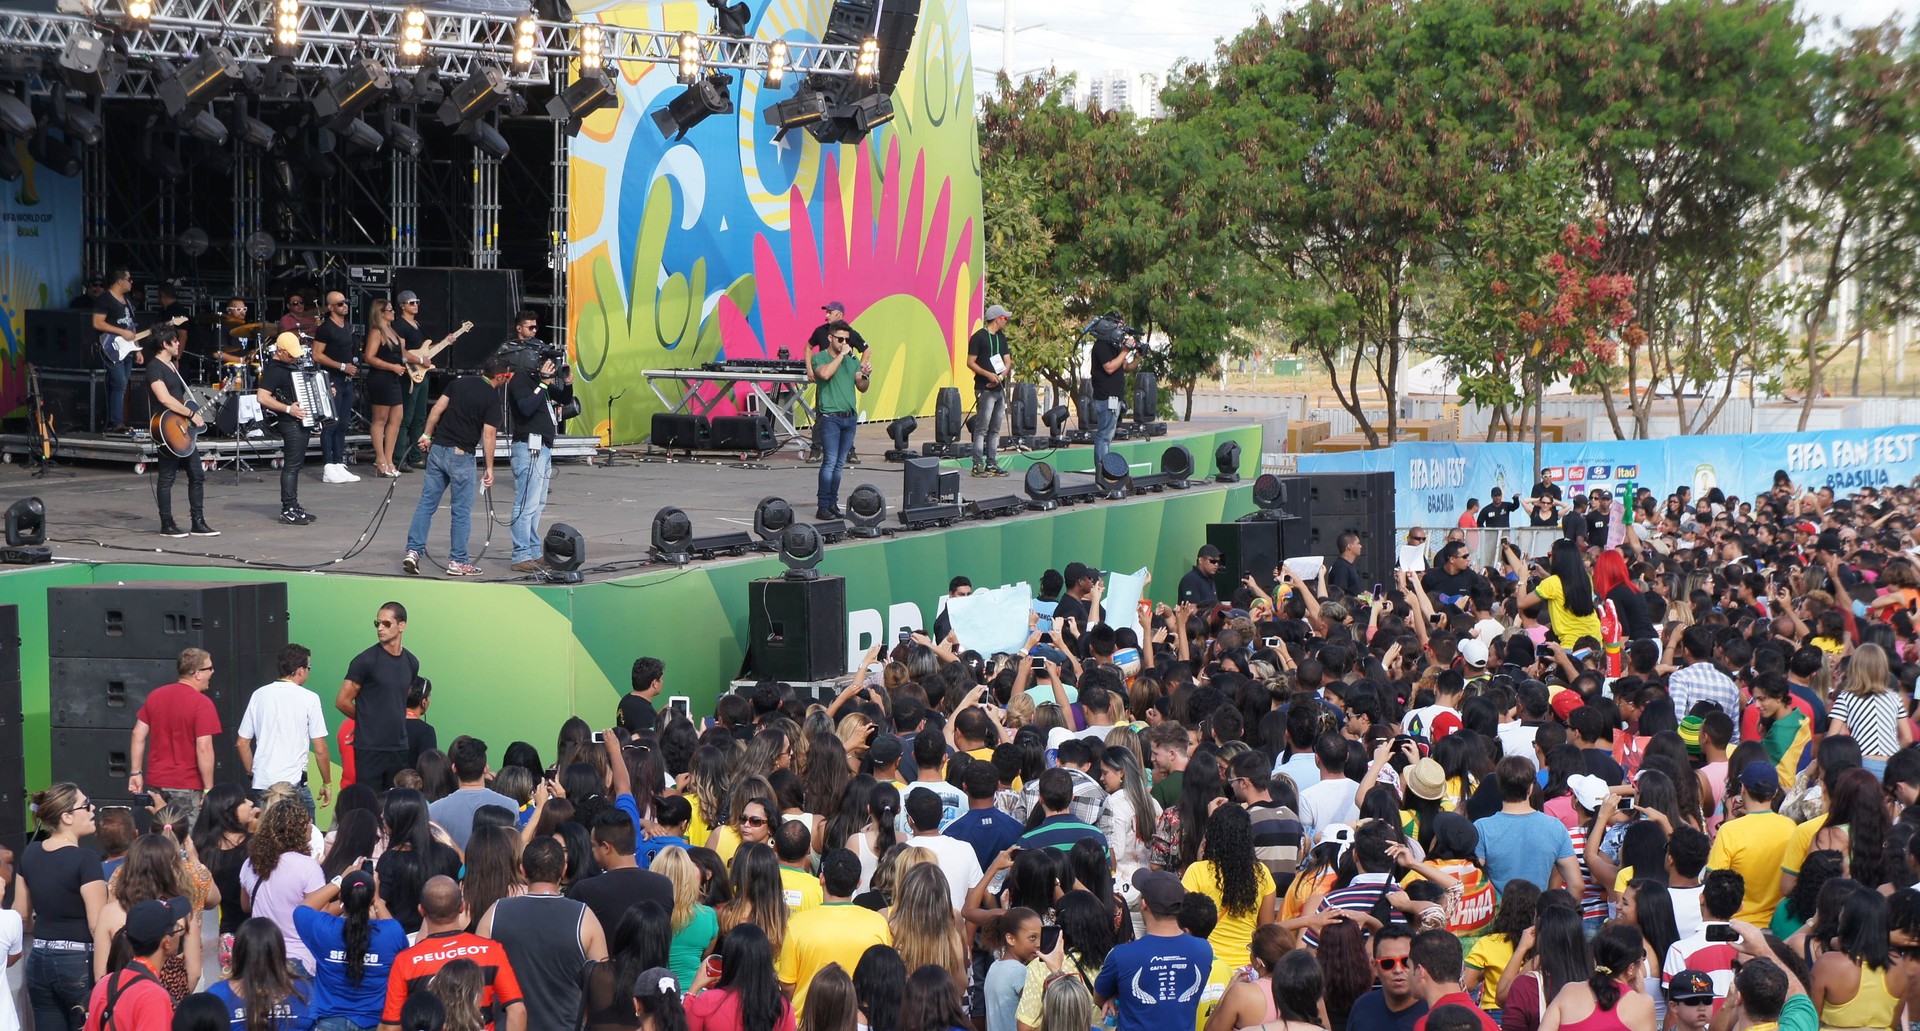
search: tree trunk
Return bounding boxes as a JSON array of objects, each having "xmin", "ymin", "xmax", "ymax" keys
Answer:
[
  {"xmin": 1182, "ymin": 382, "xmax": 1195, "ymax": 421},
  {"xmin": 1798, "ymin": 320, "xmax": 1821, "ymax": 431},
  {"xmin": 1532, "ymin": 376, "xmax": 1545, "ymax": 479}
]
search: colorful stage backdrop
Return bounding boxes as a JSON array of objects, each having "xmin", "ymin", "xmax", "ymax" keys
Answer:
[
  {"xmin": 566, "ymin": 0, "xmax": 982, "ymax": 444},
  {"xmin": 0, "ymin": 140, "xmax": 84, "ymax": 416}
]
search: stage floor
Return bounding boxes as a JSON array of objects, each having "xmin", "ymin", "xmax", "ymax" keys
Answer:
[{"xmin": 2, "ymin": 417, "xmax": 1255, "ymax": 581}]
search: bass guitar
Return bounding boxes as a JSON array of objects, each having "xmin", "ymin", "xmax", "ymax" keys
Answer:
[
  {"xmin": 405, "ymin": 321, "xmax": 475, "ymax": 384},
  {"xmin": 150, "ymin": 400, "xmax": 202, "ymax": 458},
  {"xmin": 26, "ymin": 363, "xmax": 54, "ymax": 461},
  {"xmin": 102, "ymin": 315, "xmax": 190, "ymax": 362}
]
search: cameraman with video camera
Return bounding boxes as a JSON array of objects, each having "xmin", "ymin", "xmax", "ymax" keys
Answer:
[
  {"xmin": 1089, "ymin": 315, "xmax": 1139, "ymax": 473},
  {"xmin": 500, "ymin": 312, "xmax": 576, "ymax": 573}
]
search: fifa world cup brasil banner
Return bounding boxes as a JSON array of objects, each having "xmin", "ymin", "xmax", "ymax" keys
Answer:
[
  {"xmin": 0, "ymin": 141, "xmax": 84, "ymax": 416},
  {"xmin": 565, "ymin": 0, "xmax": 982, "ymax": 444}
]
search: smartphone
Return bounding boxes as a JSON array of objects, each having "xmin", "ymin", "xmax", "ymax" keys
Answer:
[
  {"xmin": 590, "ymin": 730, "xmax": 605, "ymax": 744},
  {"xmin": 1263, "ymin": 636, "xmax": 1281, "ymax": 649},
  {"xmin": 899, "ymin": 627, "xmax": 912, "ymax": 643},
  {"xmin": 668, "ymin": 695, "xmax": 691, "ymax": 719},
  {"xmin": 1030, "ymin": 655, "xmax": 1047, "ymax": 673},
  {"xmin": 1040, "ymin": 926, "xmax": 1062, "ymax": 954},
  {"xmin": 1704, "ymin": 924, "xmax": 1739, "ymax": 943},
  {"xmin": 1371, "ymin": 583, "xmax": 1383, "ymax": 596},
  {"xmin": 1618, "ymin": 797, "xmax": 1635, "ymax": 812}
]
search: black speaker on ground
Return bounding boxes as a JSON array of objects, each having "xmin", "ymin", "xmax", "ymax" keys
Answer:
[
  {"xmin": 747, "ymin": 576, "xmax": 848, "ymax": 682},
  {"xmin": 23, "ymin": 308, "xmax": 99, "ymax": 369},
  {"xmin": 47, "ymin": 657, "xmax": 184, "ymax": 728},
  {"xmin": 1208, "ymin": 521, "xmax": 1281, "ymax": 596},
  {"xmin": 390, "ymin": 267, "xmax": 522, "ymax": 373},
  {"xmin": 650, "ymin": 413, "xmax": 711, "ymax": 452},
  {"xmin": 711, "ymin": 414, "xmax": 775, "ymax": 452},
  {"xmin": 1008, "ymin": 382, "xmax": 1038, "ymax": 438},
  {"xmin": 0, "ymin": 605, "xmax": 20, "ymax": 854}
]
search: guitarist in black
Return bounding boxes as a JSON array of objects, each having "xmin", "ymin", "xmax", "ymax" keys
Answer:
[
  {"xmin": 145, "ymin": 325, "xmax": 219, "ymax": 538},
  {"xmin": 92, "ymin": 266, "xmax": 143, "ymax": 433}
]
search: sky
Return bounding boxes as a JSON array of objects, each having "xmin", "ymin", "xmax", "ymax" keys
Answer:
[{"xmin": 969, "ymin": 0, "xmax": 1918, "ymax": 90}]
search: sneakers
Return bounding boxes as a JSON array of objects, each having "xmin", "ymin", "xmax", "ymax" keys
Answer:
[
  {"xmin": 987, "ymin": 463, "xmax": 1009, "ymax": 477},
  {"xmin": 279, "ymin": 508, "xmax": 315, "ymax": 526},
  {"xmin": 189, "ymin": 522, "xmax": 220, "ymax": 537},
  {"xmin": 447, "ymin": 561, "xmax": 483, "ymax": 577},
  {"xmin": 159, "ymin": 523, "xmax": 188, "ymax": 538},
  {"xmin": 322, "ymin": 463, "xmax": 361, "ymax": 483},
  {"xmin": 816, "ymin": 507, "xmax": 836, "ymax": 521},
  {"xmin": 847, "ymin": 451, "xmax": 862, "ymax": 466},
  {"xmin": 403, "ymin": 550, "xmax": 421, "ymax": 575},
  {"xmin": 510, "ymin": 559, "xmax": 543, "ymax": 573},
  {"xmin": 971, "ymin": 463, "xmax": 988, "ymax": 477}
]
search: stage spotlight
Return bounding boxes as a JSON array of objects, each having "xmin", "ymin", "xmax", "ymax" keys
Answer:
[
  {"xmin": 160, "ymin": 45, "xmax": 241, "ymax": 117},
  {"xmin": 398, "ymin": 6, "xmax": 428, "ymax": 66},
  {"xmin": 333, "ymin": 116, "xmax": 382, "ymax": 151},
  {"xmin": 765, "ymin": 40, "xmax": 788, "ymax": 87},
  {"xmin": 709, "ymin": 0, "xmax": 750, "ymax": 37},
  {"xmin": 855, "ymin": 36, "xmax": 878, "ymax": 78},
  {"xmin": 437, "ymin": 64, "xmax": 509, "ymax": 127},
  {"xmin": 409, "ymin": 67, "xmax": 446, "ymax": 108},
  {"xmin": 514, "ymin": 13, "xmax": 539, "ymax": 69},
  {"xmin": 243, "ymin": 230, "xmax": 277, "ymax": 262},
  {"xmin": 765, "ymin": 90, "xmax": 829, "ymax": 138},
  {"xmin": 844, "ymin": 484, "xmax": 886, "ymax": 538},
  {"xmin": 651, "ymin": 73, "xmax": 733, "ymax": 140},
  {"xmin": 0, "ymin": 93, "xmax": 31, "ymax": 139},
  {"xmin": 1160, "ymin": 445, "xmax": 1194, "ymax": 488},
  {"xmin": 236, "ymin": 115, "xmax": 276, "ymax": 149},
  {"xmin": 924, "ymin": 386, "xmax": 972, "ymax": 458},
  {"xmin": 753, "ymin": 496, "xmax": 795, "ymax": 545},
  {"xmin": 176, "ymin": 108, "xmax": 229, "ymax": 145},
  {"xmin": 546, "ymin": 70, "xmax": 616, "ymax": 136},
  {"xmin": 1041, "ymin": 404, "xmax": 1069, "ymax": 444},
  {"xmin": 675, "ymin": 30, "xmax": 701, "ymax": 84},
  {"xmin": 540, "ymin": 523, "xmax": 586, "ymax": 580},
  {"xmin": 57, "ymin": 34, "xmax": 124, "ymax": 96},
  {"xmin": 578, "ymin": 23, "xmax": 603, "ymax": 68},
  {"xmin": 1096, "ymin": 451, "xmax": 1132, "ymax": 496},
  {"xmin": 274, "ymin": 0, "xmax": 301, "ymax": 56},
  {"xmin": 382, "ymin": 115, "xmax": 423, "ymax": 156},
  {"xmin": 650, "ymin": 506, "xmax": 694, "ymax": 564},
  {"xmin": 1024, "ymin": 462, "xmax": 1058, "ymax": 509},
  {"xmin": 842, "ymin": 91, "xmax": 893, "ymax": 134},
  {"xmin": 5, "ymin": 496, "xmax": 45, "ymax": 545},
  {"xmin": 461, "ymin": 117, "xmax": 510, "ymax": 158},
  {"xmin": 28, "ymin": 134, "xmax": 80, "ymax": 177},
  {"xmin": 123, "ymin": 0, "xmax": 152, "ymax": 29},
  {"xmin": 778, "ymin": 524, "xmax": 824, "ymax": 579},
  {"xmin": 315, "ymin": 57, "xmax": 392, "ymax": 125},
  {"xmin": 54, "ymin": 95, "xmax": 104, "ymax": 146},
  {"xmin": 1251, "ymin": 473, "xmax": 1286, "ymax": 511},
  {"xmin": 1214, "ymin": 440, "xmax": 1242, "ymax": 483},
  {"xmin": 1134, "ymin": 371, "xmax": 1167, "ymax": 435},
  {"xmin": 884, "ymin": 416, "xmax": 918, "ymax": 461}
]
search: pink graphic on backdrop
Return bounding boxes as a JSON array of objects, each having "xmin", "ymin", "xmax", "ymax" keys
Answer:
[{"xmin": 699, "ymin": 137, "xmax": 978, "ymax": 416}]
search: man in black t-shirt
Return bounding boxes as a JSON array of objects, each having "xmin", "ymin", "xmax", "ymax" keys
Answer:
[
  {"xmin": 256, "ymin": 334, "xmax": 318, "ymax": 525},
  {"xmin": 966, "ymin": 304, "xmax": 1014, "ymax": 476},
  {"xmin": 617, "ymin": 656, "xmax": 664, "ymax": 733},
  {"xmin": 806, "ymin": 301, "xmax": 866, "ymax": 465},
  {"xmin": 403, "ymin": 356, "xmax": 507, "ymax": 577},
  {"xmin": 1476, "ymin": 487, "xmax": 1520, "ymax": 528},
  {"xmin": 338, "ymin": 601, "xmax": 422, "ymax": 792},
  {"xmin": 1088, "ymin": 328, "xmax": 1136, "ymax": 475},
  {"xmin": 144, "ymin": 325, "xmax": 218, "ymax": 538},
  {"xmin": 92, "ymin": 267, "xmax": 143, "ymax": 432},
  {"xmin": 394, "ymin": 290, "xmax": 432, "ymax": 468},
  {"xmin": 312, "ymin": 291, "xmax": 361, "ymax": 484},
  {"xmin": 1178, "ymin": 545, "xmax": 1222, "ymax": 607}
]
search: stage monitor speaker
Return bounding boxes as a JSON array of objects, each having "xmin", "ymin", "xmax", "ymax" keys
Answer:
[
  {"xmin": 650, "ymin": 413, "xmax": 710, "ymax": 451},
  {"xmin": 48, "ymin": 657, "xmax": 187, "ymax": 729},
  {"xmin": 1208, "ymin": 520, "xmax": 1280, "ymax": 597},
  {"xmin": 711, "ymin": 414, "xmax": 775, "ymax": 452},
  {"xmin": 23, "ymin": 308, "xmax": 99, "ymax": 369},
  {"xmin": 933, "ymin": 387, "xmax": 962, "ymax": 442},
  {"xmin": 390, "ymin": 267, "xmax": 522, "ymax": 373},
  {"xmin": 747, "ymin": 576, "xmax": 847, "ymax": 682}
]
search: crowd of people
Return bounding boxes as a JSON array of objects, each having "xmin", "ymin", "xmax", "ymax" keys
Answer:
[{"xmin": 12, "ymin": 472, "xmax": 1920, "ymax": 1031}]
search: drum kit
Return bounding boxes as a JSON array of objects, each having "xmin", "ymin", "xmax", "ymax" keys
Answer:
[{"xmin": 186, "ymin": 316, "xmax": 272, "ymax": 436}]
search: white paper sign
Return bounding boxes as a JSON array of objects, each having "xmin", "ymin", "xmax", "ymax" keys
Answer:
[
  {"xmin": 1283, "ymin": 556, "xmax": 1324, "ymax": 580},
  {"xmin": 1104, "ymin": 567, "xmax": 1149, "ymax": 640},
  {"xmin": 946, "ymin": 582, "xmax": 1036, "ymax": 656},
  {"xmin": 1399, "ymin": 544, "xmax": 1428, "ymax": 572}
]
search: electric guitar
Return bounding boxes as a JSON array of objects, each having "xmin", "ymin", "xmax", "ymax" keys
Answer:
[
  {"xmin": 26, "ymin": 363, "xmax": 54, "ymax": 461},
  {"xmin": 101, "ymin": 315, "xmax": 190, "ymax": 362},
  {"xmin": 404, "ymin": 321, "xmax": 475, "ymax": 384}
]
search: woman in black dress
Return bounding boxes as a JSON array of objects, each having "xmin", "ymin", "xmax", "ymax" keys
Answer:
[{"xmin": 362, "ymin": 297, "xmax": 411, "ymax": 477}]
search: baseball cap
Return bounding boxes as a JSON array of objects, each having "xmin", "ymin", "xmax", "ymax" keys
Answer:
[
  {"xmin": 1062, "ymin": 562, "xmax": 1098, "ymax": 587},
  {"xmin": 1131, "ymin": 868, "xmax": 1185, "ymax": 916},
  {"xmin": 985, "ymin": 304, "xmax": 1012, "ymax": 321},
  {"xmin": 1666, "ymin": 970, "xmax": 1716, "ymax": 1004},
  {"xmin": 273, "ymin": 331, "xmax": 305, "ymax": 354},
  {"xmin": 821, "ymin": 300, "xmax": 845, "ymax": 313},
  {"xmin": 867, "ymin": 734, "xmax": 903, "ymax": 767},
  {"xmin": 396, "ymin": 290, "xmax": 419, "ymax": 305},
  {"xmin": 1198, "ymin": 544, "xmax": 1223, "ymax": 560},
  {"xmin": 87, "ymin": 274, "xmax": 106, "ymax": 289},
  {"xmin": 1566, "ymin": 774, "xmax": 1609, "ymax": 812},
  {"xmin": 1550, "ymin": 686, "xmax": 1584, "ymax": 722},
  {"xmin": 1458, "ymin": 638, "xmax": 1490, "ymax": 669},
  {"xmin": 633, "ymin": 967, "xmax": 680, "ymax": 998},
  {"xmin": 124, "ymin": 897, "xmax": 190, "ymax": 952},
  {"xmin": 1740, "ymin": 759, "xmax": 1780, "ymax": 796}
]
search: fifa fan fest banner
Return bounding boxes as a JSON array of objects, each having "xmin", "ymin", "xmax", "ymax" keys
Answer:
[
  {"xmin": 0, "ymin": 141, "xmax": 84, "ymax": 415},
  {"xmin": 564, "ymin": 0, "xmax": 982, "ymax": 444},
  {"xmin": 1296, "ymin": 426, "xmax": 1920, "ymax": 528}
]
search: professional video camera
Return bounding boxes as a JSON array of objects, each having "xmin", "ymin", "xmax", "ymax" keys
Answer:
[
  {"xmin": 1085, "ymin": 312, "xmax": 1145, "ymax": 348},
  {"xmin": 497, "ymin": 338, "xmax": 568, "ymax": 380}
]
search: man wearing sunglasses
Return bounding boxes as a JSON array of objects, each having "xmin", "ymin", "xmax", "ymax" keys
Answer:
[
  {"xmin": 129, "ymin": 648, "xmax": 220, "ymax": 828},
  {"xmin": 1348, "ymin": 925, "xmax": 1428, "ymax": 1031},
  {"xmin": 337, "ymin": 602, "xmax": 420, "ymax": 793}
]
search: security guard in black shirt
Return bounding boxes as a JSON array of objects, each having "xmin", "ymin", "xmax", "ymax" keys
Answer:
[{"xmin": 1179, "ymin": 544, "xmax": 1223, "ymax": 607}]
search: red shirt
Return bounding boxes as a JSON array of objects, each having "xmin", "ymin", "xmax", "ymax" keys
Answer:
[
  {"xmin": 1414, "ymin": 991, "xmax": 1498, "ymax": 1031},
  {"xmin": 82, "ymin": 959, "xmax": 173, "ymax": 1031},
  {"xmin": 686, "ymin": 987, "xmax": 797, "ymax": 1031},
  {"xmin": 339, "ymin": 719, "xmax": 357, "ymax": 788},
  {"xmin": 136, "ymin": 682, "xmax": 221, "ymax": 790},
  {"xmin": 383, "ymin": 931, "xmax": 524, "ymax": 1028}
]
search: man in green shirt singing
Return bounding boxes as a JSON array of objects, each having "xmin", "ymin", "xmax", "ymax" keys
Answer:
[{"xmin": 811, "ymin": 325, "xmax": 871, "ymax": 519}]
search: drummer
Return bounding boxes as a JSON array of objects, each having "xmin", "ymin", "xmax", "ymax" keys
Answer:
[{"xmin": 278, "ymin": 290, "xmax": 318, "ymax": 337}]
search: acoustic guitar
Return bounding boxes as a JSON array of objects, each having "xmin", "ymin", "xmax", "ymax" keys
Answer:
[
  {"xmin": 150, "ymin": 400, "xmax": 202, "ymax": 458},
  {"xmin": 101, "ymin": 315, "xmax": 190, "ymax": 362},
  {"xmin": 405, "ymin": 321, "xmax": 476, "ymax": 384}
]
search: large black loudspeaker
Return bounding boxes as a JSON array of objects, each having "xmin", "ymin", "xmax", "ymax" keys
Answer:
[
  {"xmin": 711, "ymin": 414, "xmax": 775, "ymax": 452},
  {"xmin": 0, "ymin": 606, "xmax": 22, "ymax": 855},
  {"xmin": 1207, "ymin": 521, "xmax": 1281, "ymax": 597},
  {"xmin": 1008, "ymin": 382, "xmax": 1038, "ymax": 437},
  {"xmin": 1260, "ymin": 472, "xmax": 1397, "ymax": 591},
  {"xmin": 651, "ymin": 413, "xmax": 711, "ymax": 451},
  {"xmin": 872, "ymin": 0, "xmax": 922, "ymax": 91},
  {"xmin": 390, "ymin": 267, "xmax": 522, "ymax": 373},
  {"xmin": 33, "ymin": 368, "xmax": 154, "ymax": 435},
  {"xmin": 47, "ymin": 583, "xmax": 290, "ymax": 804},
  {"xmin": 747, "ymin": 576, "xmax": 848, "ymax": 682},
  {"xmin": 23, "ymin": 308, "xmax": 99, "ymax": 368}
]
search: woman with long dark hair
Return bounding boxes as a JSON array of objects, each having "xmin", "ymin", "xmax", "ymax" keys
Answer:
[
  {"xmin": 718, "ymin": 843, "xmax": 789, "ymax": 952},
  {"xmin": 852, "ymin": 945, "xmax": 905, "ymax": 1031},
  {"xmin": 1512, "ymin": 538, "xmax": 1602, "ymax": 648},
  {"xmin": 1774, "ymin": 850, "xmax": 1845, "ymax": 939},
  {"xmin": 896, "ymin": 964, "xmax": 968, "ymax": 1031},
  {"xmin": 684, "ymin": 924, "xmax": 795, "ymax": 1031},
  {"xmin": 1179, "ymin": 805, "xmax": 1276, "ymax": 965},
  {"xmin": 208, "ymin": 917, "xmax": 314, "ymax": 1029},
  {"xmin": 298, "ymin": 866, "xmax": 406, "ymax": 1031},
  {"xmin": 801, "ymin": 733, "xmax": 852, "ymax": 853},
  {"xmin": 1537, "ymin": 923, "xmax": 1654, "ymax": 1031},
  {"xmin": 320, "ymin": 810, "xmax": 382, "ymax": 884},
  {"xmin": 415, "ymin": 750, "xmax": 455, "ymax": 802},
  {"xmin": 374, "ymin": 788, "xmax": 460, "ymax": 935},
  {"xmin": 1149, "ymin": 758, "xmax": 1223, "ymax": 871},
  {"xmin": 1499, "ymin": 901, "xmax": 1593, "ymax": 1031},
  {"xmin": 1464, "ymin": 878, "xmax": 1540, "ymax": 1018},
  {"xmin": 853, "ymin": 783, "xmax": 901, "ymax": 893},
  {"xmin": 1812, "ymin": 766, "xmax": 1894, "ymax": 888},
  {"xmin": 1097, "ymin": 746, "xmax": 1160, "ymax": 881},
  {"xmin": 1811, "ymin": 885, "xmax": 1907, "ymax": 1029},
  {"xmin": 193, "ymin": 783, "xmax": 259, "ymax": 936},
  {"xmin": 1263, "ymin": 950, "xmax": 1331, "ymax": 1031},
  {"xmin": 582, "ymin": 901, "xmax": 672, "ymax": 1031},
  {"xmin": 459, "ymin": 826, "xmax": 525, "ymax": 933},
  {"xmin": 1316, "ymin": 917, "xmax": 1373, "ymax": 1031},
  {"xmin": 1010, "ymin": 890, "xmax": 1113, "ymax": 1030},
  {"xmin": 1618, "ymin": 878, "xmax": 1680, "ymax": 1027}
]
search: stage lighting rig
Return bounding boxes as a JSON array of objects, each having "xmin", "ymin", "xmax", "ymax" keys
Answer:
[
  {"xmin": 398, "ymin": 6, "xmax": 428, "ymax": 66},
  {"xmin": 884, "ymin": 416, "xmax": 918, "ymax": 461},
  {"xmin": 382, "ymin": 114, "xmax": 423, "ymax": 156},
  {"xmin": 235, "ymin": 113, "xmax": 276, "ymax": 149},
  {"xmin": 274, "ymin": 0, "xmax": 301, "ymax": 57},
  {"xmin": 177, "ymin": 108, "xmax": 228, "ymax": 144},
  {"xmin": 708, "ymin": 0, "xmax": 750, "ymax": 37},
  {"xmin": 753, "ymin": 496, "xmax": 796, "ymax": 548},
  {"xmin": 547, "ymin": 67, "xmax": 616, "ymax": 137},
  {"xmin": 314, "ymin": 57, "xmax": 392, "ymax": 127},
  {"xmin": 123, "ymin": 0, "xmax": 152, "ymax": 30},
  {"xmin": 675, "ymin": 30, "xmax": 701, "ymax": 84},
  {"xmin": 764, "ymin": 89, "xmax": 829, "ymax": 140},
  {"xmin": 29, "ymin": 134, "xmax": 80, "ymax": 177},
  {"xmin": 778, "ymin": 524, "xmax": 825, "ymax": 579},
  {"xmin": 1214, "ymin": 440, "xmax": 1242, "ymax": 482},
  {"xmin": 844, "ymin": 485, "xmax": 887, "ymax": 538},
  {"xmin": 540, "ymin": 523, "xmax": 586, "ymax": 582},
  {"xmin": 408, "ymin": 67, "xmax": 445, "ymax": 109},
  {"xmin": 840, "ymin": 91, "xmax": 892, "ymax": 137},
  {"xmin": 1024, "ymin": 462, "xmax": 1058, "ymax": 510},
  {"xmin": 158, "ymin": 45, "xmax": 240, "ymax": 118},
  {"xmin": 57, "ymin": 34, "xmax": 124, "ymax": 96},
  {"xmin": 1041, "ymin": 404, "xmax": 1070, "ymax": 447},
  {"xmin": 652, "ymin": 73, "xmax": 732, "ymax": 140},
  {"xmin": 651, "ymin": 506, "xmax": 693, "ymax": 564},
  {"xmin": 437, "ymin": 63, "xmax": 509, "ymax": 127},
  {"xmin": 333, "ymin": 116, "xmax": 382, "ymax": 151},
  {"xmin": 1095, "ymin": 451, "xmax": 1132, "ymax": 498},
  {"xmin": 2, "ymin": 497, "xmax": 49, "ymax": 564},
  {"xmin": 461, "ymin": 116, "xmax": 510, "ymax": 158},
  {"xmin": 765, "ymin": 40, "xmax": 788, "ymax": 87},
  {"xmin": 0, "ymin": 92, "xmax": 32, "ymax": 138},
  {"xmin": 513, "ymin": 13, "xmax": 539, "ymax": 69},
  {"xmin": 855, "ymin": 36, "xmax": 878, "ymax": 78}
]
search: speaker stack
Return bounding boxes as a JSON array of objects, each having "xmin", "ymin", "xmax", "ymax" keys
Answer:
[
  {"xmin": 1206, "ymin": 472, "xmax": 1397, "ymax": 599},
  {"xmin": 47, "ymin": 582, "xmax": 289, "ymax": 818},
  {"xmin": 0, "ymin": 606, "xmax": 22, "ymax": 856},
  {"xmin": 747, "ymin": 576, "xmax": 848, "ymax": 683}
]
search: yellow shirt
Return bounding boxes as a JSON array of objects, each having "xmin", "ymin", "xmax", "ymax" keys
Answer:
[
  {"xmin": 1180, "ymin": 860, "xmax": 1276, "ymax": 969},
  {"xmin": 1534, "ymin": 574, "xmax": 1604, "ymax": 648},
  {"xmin": 780, "ymin": 866, "xmax": 822, "ymax": 913},
  {"xmin": 775, "ymin": 901, "xmax": 892, "ymax": 1017},
  {"xmin": 1781, "ymin": 813, "xmax": 1828, "ymax": 876},
  {"xmin": 1708, "ymin": 811, "xmax": 1797, "ymax": 926},
  {"xmin": 1466, "ymin": 933, "xmax": 1517, "ymax": 1013},
  {"xmin": 713, "ymin": 825, "xmax": 741, "ymax": 864},
  {"xmin": 1195, "ymin": 957, "xmax": 1240, "ymax": 1031},
  {"xmin": 685, "ymin": 796, "xmax": 713, "ymax": 852}
]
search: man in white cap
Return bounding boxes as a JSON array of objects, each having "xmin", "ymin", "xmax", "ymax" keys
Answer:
[
  {"xmin": 966, "ymin": 304, "xmax": 1013, "ymax": 476},
  {"xmin": 256, "ymin": 333, "xmax": 317, "ymax": 525}
]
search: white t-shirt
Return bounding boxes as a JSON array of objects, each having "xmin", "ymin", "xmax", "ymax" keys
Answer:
[
  {"xmin": 0, "ymin": 909, "xmax": 20, "ymax": 1031},
  {"xmin": 906, "ymin": 833, "xmax": 984, "ymax": 910},
  {"xmin": 1498, "ymin": 722, "xmax": 1542, "ymax": 760},
  {"xmin": 1298, "ymin": 777, "xmax": 1360, "ymax": 837},
  {"xmin": 1669, "ymin": 884, "xmax": 1704, "ymax": 942},
  {"xmin": 235, "ymin": 679, "xmax": 328, "ymax": 790}
]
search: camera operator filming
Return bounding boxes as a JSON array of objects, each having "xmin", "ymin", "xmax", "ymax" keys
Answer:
[
  {"xmin": 1087, "ymin": 313, "xmax": 1140, "ymax": 473},
  {"xmin": 499, "ymin": 312, "xmax": 577, "ymax": 573}
]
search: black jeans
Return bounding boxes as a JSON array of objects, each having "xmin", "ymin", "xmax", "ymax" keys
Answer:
[
  {"xmin": 355, "ymin": 745, "xmax": 408, "ymax": 793},
  {"xmin": 276, "ymin": 419, "xmax": 310, "ymax": 510},
  {"xmin": 323, "ymin": 373, "xmax": 354, "ymax": 464},
  {"xmin": 155, "ymin": 445, "xmax": 206, "ymax": 527}
]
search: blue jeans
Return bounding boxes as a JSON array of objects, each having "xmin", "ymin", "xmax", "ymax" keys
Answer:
[
  {"xmin": 816, "ymin": 411, "xmax": 857, "ymax": 510},
  {"xmin": 313, "ymin": 1019, "xmax": 377, "ymax": 1031},
  {"xmin": 323, "ymin": 372, "xmax": 355, "ymax": 464},
  {"xmin": 28, "ymin": 946, "xmax": 92, "ymax": 1031},
  {"xmin": 509, "ymin": 441, "xmax": 554, "ymax": 562},
  {"xmin": 1091, "ymin": 397, "xmax": 1121, "ymax": 473},
  {"xmin": 101, "ymin": 345, "xmax": 134, "ymax": 428},
  {"xmin": 973, "ymin": 388, "xmax": 1005, "ymax": 465},
  {"xmin": 405, "ymin": 444, "xmax": 478, "ymax": 564}
]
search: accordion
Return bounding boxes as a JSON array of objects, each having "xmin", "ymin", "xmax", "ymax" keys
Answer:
[{"xmin": 291, "ymin": 370, "xmax": 336, "ymax": 430}]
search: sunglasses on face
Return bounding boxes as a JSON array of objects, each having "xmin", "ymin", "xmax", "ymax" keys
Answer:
[
  {"xmin": 375, "ymin": 619, "xmax": 399, "ymax": 628},
  {"xmin": 740, "ymin": 815, "xmax": 769, "ymax": 827},
  {"xmin": 1376, "ymin": 956, "xmax": 1411, "ymax": 971}
]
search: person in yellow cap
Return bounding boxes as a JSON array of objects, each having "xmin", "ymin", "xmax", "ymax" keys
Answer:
[{"xmin": 256, "ymin": 332, "xmax": 318, "ymax": 525}]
